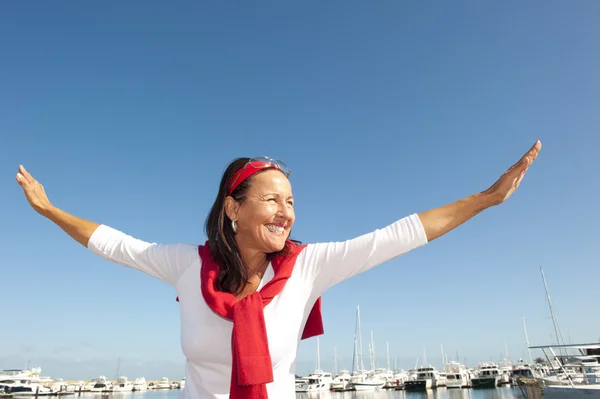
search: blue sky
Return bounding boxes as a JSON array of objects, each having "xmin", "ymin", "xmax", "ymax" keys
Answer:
[{"xmin": 1, "ymin": 0, "xmax": 599, "ymax": 380}]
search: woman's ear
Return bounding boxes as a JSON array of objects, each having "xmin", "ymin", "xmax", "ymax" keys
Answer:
[{"xmin": 224, "ymin": 196, "xmax": 240, "ymax": 222}]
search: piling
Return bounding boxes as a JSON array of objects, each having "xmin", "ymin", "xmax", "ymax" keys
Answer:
[{"xmin": 516, "ymin": 377, "xmax": 542, "ymax": 399}]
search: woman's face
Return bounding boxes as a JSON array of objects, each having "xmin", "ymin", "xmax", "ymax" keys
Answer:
[{"xmin": 231, "ymin": 169, "xmax": 295, "ymax": 254}]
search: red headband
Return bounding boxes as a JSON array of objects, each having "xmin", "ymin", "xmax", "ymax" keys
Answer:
[{"xmin": 228, "ymin": 162, "xmax": 279, "ymax": 195}]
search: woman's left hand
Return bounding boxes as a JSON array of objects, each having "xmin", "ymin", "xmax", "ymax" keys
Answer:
[{"xmin": 483, "ymin": 140, "xmax": 542, "ymax": 206}]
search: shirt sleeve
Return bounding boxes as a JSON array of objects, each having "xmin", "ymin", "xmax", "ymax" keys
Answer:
[
  {"xmin": 87, "ymin": 224, "xmax": 199, "ymax": 287},
  {"xmin": 300, "ymin": 213, "xmax": 428, "ymax": 295}
]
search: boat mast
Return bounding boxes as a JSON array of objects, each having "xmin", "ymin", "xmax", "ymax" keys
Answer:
[
  {"xmin": 352, "ymin": 331, "xmax": 358, "ymax": 374},
  {"xmin": 357, "ymin": 305, "xmax": 364, "ymax": 371},
  {"xmin": 387, "ymin": 342, "xmax": 391, "ymax": 371},
  {"xmin": 370, "ymin": 330, "xmax": 376, "ymax": 369},
  {"xmin": 316, "ymin": 337, "xmax": 321, "ymax": 371},
  {"xmin": 522, "ymin": 317, "xmax": 534, "ymax": 365},
  {"xmin": 440, "ymin": 344, "xmax": 445, "ymax": 371},
  {"xmin": 540, "ymin": 267, "xmax": 567, "ymax": 355},
  {"xmin": 334, "ymin": 346, "xmax": 338, "ymax": 375}
]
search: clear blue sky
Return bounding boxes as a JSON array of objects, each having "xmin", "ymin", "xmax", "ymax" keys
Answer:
[{"xmin": 1, "ymin": 0, "xmax": 599, "ymax": 380}]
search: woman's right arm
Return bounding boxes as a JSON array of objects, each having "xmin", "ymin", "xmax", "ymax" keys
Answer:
[
  {"xmin": 15, "ymin": 165, "xmax": 196, "ymax": 286},
  {"xmin": 42, "ymin": 206, "xmax": 100, "ymax": 247},
  {"xmin": 16, "ymin": 164, "xmax": 100, "ymax": 246}
]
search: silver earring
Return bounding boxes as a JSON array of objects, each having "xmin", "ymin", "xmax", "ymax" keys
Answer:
[{"xmin": 232, "ymin": 220, "xmax": 238, "ymax": 233}]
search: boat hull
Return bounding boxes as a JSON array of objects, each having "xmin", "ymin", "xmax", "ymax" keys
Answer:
[
  {"xmin": 404, "ymin": 379, "xmax": 432, "ymax": 390},
  {"xmin": 472, "ymin": 376, "xmax": 499, "ymax": 389},
  {"xmin": 352, "ymin": 382, "xmax": 384, "ymax": 391},
  {"xmin": 543, "ymin": 385, "xmax": 600, "ymax": 398}
]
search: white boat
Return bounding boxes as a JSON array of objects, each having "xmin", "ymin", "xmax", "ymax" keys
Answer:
[
  {"xmin": 295, "ymin": 371, "xmax": 333, "ymax": 392},
  {"xmin": 154, "ymin": 377, "xmax": 170, "ymax": 389},
  {"xmin": 0, "ymin": 376, "xmax": 53, "ymax": 396},
  {"xmin": 112, "ymin": 376, "xmax": 133, "ymax": 392},
  {"xmin": 437, "ymin": 371, "xmax": 447, "ymax": 387},
  {"xmin": 295, "ymin": 337, "xmax": 333, "ymax": 392},
  {"xmin": 80, "ymin": 380, "xmax": 96, "ymax": 392},
  {"xmin": 330, "ymin": 370, "xmax": 352, "ymax": 391},
  {"xmin": 385, "ymin": 369, "xmax": 409, "ymax": 389},
  {"xmin": 544, "ymin": 385, "xmax": 600, "ymax": 398},
  {"xmin": 445, "ymin": 361, "xmax": 471, "ymax": 388},
  {"xmin": 511, "ymin": 361, "xmax": 537, "ymax": 384},
  {"xmin": 351, "ymin": 374, "xmax": 385, "ymax": 391},
  {"xmin": 132, "ymin": 377, "xmax": 147, "ymax": 391},
  {"xmin": 529, "ymin": 341, "xmax": 600, "ymax": 394},
  {"xmin": 404, "ymin": 366, "xmax": 441, "ymax": 390},
  {"xmin": 0, "ymin": 368, "xmax": 41, "ymax": 380},
  {"xmin": 90, "ymin": 376, "xmax": 111, "ymax": 392}
]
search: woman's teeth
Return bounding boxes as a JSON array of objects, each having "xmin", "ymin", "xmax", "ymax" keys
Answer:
[{"xmin": 266, "ymin": 224, "xmax": 284, "ymax": 234}]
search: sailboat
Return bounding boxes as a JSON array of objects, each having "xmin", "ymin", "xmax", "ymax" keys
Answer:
[
  {"xmin": 525, "ymin": 268, "xmax": 600, "ymax": 397},
  {"xmin": 295, "ymin": 337, "xmax": 333, "ymax": 392},
  {"xmin": 330, "ymin": 346, "xmax": 353, "ymax": 391},
  {"xmin": 351, "ymin": 330, "xmax": 386, "ymax": 391}
]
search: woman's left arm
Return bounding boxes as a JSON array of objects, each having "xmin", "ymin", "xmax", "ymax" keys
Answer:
[
  {"xmin": 301, "ymin": 140, "xmax": 541, "ymax": 293},
  {"xmin": 419, "ymin": 140, "xmax": 541, "ymax": 241}
]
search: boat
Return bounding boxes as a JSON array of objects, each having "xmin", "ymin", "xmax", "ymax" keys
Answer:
[
  {"xmin": 112, "ymin": 376, "xmax": 133, "ymax": 392},
  {"xmin": 295, "ymin": 338, "xmax": 333, "ymax": 392},
  {"xmin": 543, "ymin": 385, "xmax": 600, "ymax": 398},
  {"xmin": 154, "ymin": 377, "xmax": 171, "ymax": 389},
  {"xmin": 445, "ymin": 361, "xmax": 471, "ymax": 388},
  {"xmin": 404, "ymin": 366, "xmax": 441, "ymax": 390},
  {"xmin": 90, "ymin": 376, "xmax": 111, "ymax": 392},
  {"xmin": 132, "ymin": 377, "xmax": 147, "ymax": 391},
  {"xmin": 330, "ymin": 370, "xmax": 353, "ymax": 391},
  {"xmin": 351, "ymin": 371, "xmax": 385, "ymax": 391},
  {"xmin": 529, "ymin": 342, "xmax": 600, "ymax": 396},
  {"xmin": 471, "ymin": 363, "xmax": 501, "ymax": 388},
  {"xmin": 0, "ymin": 376, "xmax": 53, "ymax": 396}
]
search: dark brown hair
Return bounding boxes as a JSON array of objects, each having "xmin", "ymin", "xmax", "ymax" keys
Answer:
[{"xmin": 204, "ymin": 158, "xmax": 299, "ymax": 295}]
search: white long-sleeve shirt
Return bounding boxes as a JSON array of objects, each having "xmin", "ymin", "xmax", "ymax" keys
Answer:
[{"xmin": 87, "ymin": 213, "xmax": 428, "ymax": 398}]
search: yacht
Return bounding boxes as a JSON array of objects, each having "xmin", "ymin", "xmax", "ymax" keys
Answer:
[
  {"xmin": 295, "ymin": 371, "xmax": 333, "ymax": 392},
  {"xmin": 154, "ymin": 377, "xmax": 171, "ymax": 389},
  {"xmin": 112, "ymin": 376, "xmax": 133, "ymax": 392},
  {"xmin": 445, "ymin": 361, "xmax": 471, "ymax": 388},
  {"xmin": 90, "ymin": 376, "xmax": 111, "ymax": 392},
  {"xmin": 330, "ymin": 370, "xmax": 352, "ymax": 391},
  {"xmin": 295, "ymin": 336, "xmax": 333, "ymax": 392},
  {"xmin": 510, "ymin": 361, "xmax": 536, "ymax": 384},
  {"xmin": 386, "ymin": 369, "xmax": 409, "ymax": 389},
  {"xmin": 0, "ymin": 376, "xmax": 53, "ymax": 396},
  {"xmin": 404, "ymin": 366, "xmax": 441, "ymax": 390},
  {"xmin": 351, "ymin": 371, "xmax": 386, "ymax": 391},
  {"xmin": 132, "ymin": 377, "xmax": 147, "ymax": 391},
  {"xmin": 471, "ymin": 363, "xmax": 501, "ymax": 388}
]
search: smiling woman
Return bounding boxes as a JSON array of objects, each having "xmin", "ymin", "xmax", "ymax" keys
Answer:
[
  {"xmin": 205, "ymin": 158, "xmax": 297, "ymax": 297},
  {"xmin": 15, "ymin": 141, "xmax": 541, "ymax": 399}
]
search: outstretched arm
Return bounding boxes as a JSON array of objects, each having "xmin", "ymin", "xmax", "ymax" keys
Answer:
[
  {"xmin": 418, "ymin": 140, "xmax": 541, "ymax": 241},
  {"xmin": 16, "ymin": 165, "xmax": 99, "ymax": 247},
  {"xmin": 303, "ymin": 140, "xmax": 542, "ymax": 294},
  {"xmin": 15, "ymin": 165, "xmax": 197, "ymax": 286}
]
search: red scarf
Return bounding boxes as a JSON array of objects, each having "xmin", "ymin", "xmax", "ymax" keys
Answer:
[{"xmin": 199, "ymin": 241, "xmax": 323, "ymax": 399}]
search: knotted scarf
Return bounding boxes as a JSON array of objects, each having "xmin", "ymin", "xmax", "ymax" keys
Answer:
[{"xmin": 199, "ymin": 241, "xmax": 323, "ymax": 399}]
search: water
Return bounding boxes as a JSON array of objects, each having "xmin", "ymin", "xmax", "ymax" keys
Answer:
[
  {"xmin": 67, "ymin": 386, "xmax": 524, "ymax": 399},
  {"xmin": 295, "ymin": 386, "xmax": 523, "ymax": 399}
]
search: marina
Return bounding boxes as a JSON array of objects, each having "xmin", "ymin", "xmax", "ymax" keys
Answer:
[
  {"xmin": 0, "ymin": 386, "xmax": 527, "ymax": 399},
  {"xmin": 3, "ymin": 296, "xmax": 598, "ymax": 399}
]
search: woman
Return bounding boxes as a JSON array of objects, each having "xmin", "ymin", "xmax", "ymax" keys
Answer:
[{"xmin": 15, "ymin": 141, "xmax": 541, "ymax": 399}]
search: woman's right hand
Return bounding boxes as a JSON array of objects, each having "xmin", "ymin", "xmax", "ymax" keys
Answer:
[{"xmin": 16, "ymin": 165, "xmax": 54, "ymax": 215}]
